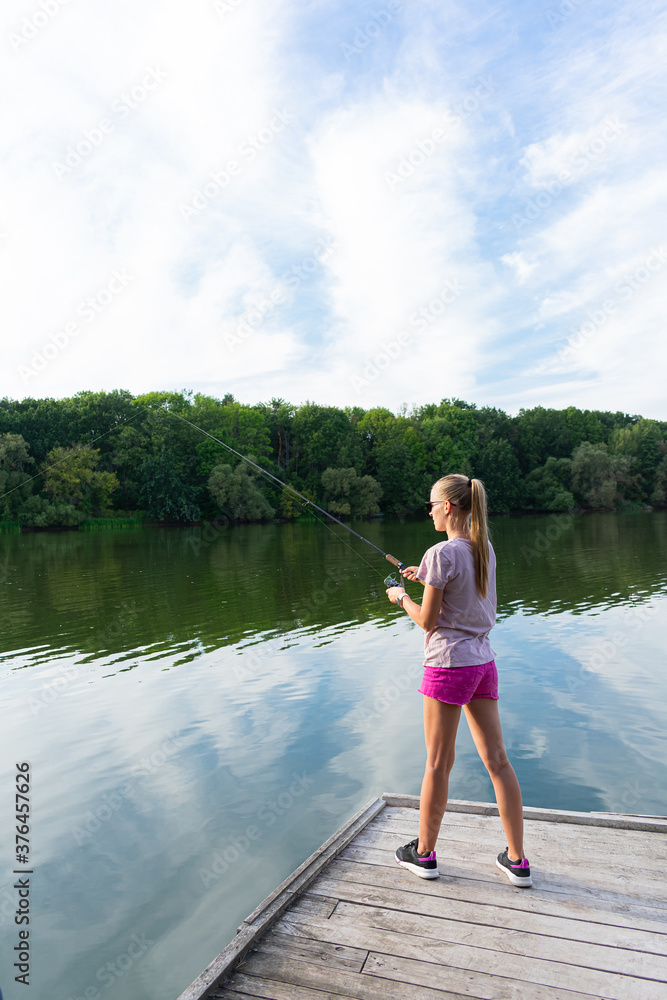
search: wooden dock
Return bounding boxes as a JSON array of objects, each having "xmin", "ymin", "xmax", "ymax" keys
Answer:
[{"xmin": 177, "ymin": 794, "xmax": 667, "ymax": 1000}]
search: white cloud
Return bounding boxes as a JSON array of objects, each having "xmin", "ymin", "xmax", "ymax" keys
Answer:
[
  {"xmin": 0, "ymin": 0, "xmax": 666, "ymax": 417},
  {"xmin": 501, "ymin": 251, "xmax": 537, "ymax": 284},
  {"xmin": 302, "ymin": 93, "xmax": 504, "ymax": 404},
  {"xmin": 520, "ymin": 115, "xmax": 630, "ymax": 188}
]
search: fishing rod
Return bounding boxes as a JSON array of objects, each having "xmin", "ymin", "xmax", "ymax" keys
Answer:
[{"xmin": 164, "ymin": 408, "xmax": 409, "ymax": 583}]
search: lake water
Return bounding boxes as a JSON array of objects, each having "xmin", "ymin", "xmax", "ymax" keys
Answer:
[{"xmin": 1, "ymin": 511, "xmax": 666, "ymax": 1000}]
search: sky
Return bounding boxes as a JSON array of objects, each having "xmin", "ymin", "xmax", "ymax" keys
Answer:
[{"xmin": 2, "ymin": 0, "xmax": 666, "ymax": 418}]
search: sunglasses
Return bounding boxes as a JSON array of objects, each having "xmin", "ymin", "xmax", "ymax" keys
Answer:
[{"xmin": 425, "ymin": 500, "xmax": 457, "ymax": 514}]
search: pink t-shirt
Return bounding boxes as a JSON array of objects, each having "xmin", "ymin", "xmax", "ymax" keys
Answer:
[{"xmin": 417, "ymin": 537, "xmax": 496, "ymax": 668}]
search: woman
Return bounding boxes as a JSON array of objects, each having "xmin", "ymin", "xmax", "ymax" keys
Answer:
[{"xmin": 386, "ymin": 474, "xmax": 532, "ymax": 887}]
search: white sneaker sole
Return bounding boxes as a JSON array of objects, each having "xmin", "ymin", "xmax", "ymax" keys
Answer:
[
  {"xmin": 496, "ymin": 857, "xmax": 533, "ymax": 887},
  {"xmin": 396, "ymin": 856, "xmax": 439, "ymax": 879}
]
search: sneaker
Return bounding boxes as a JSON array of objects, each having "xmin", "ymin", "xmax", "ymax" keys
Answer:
[
  {"xmin": 496, "ymin": 847, "xmax": 532, "ymax": 887},
  {"xmin": 395, "ymin": 838, "xmax": 439, "ymax": 879}
]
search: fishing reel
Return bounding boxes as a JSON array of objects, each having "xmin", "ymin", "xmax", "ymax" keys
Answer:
[{"xmin": 384, "ymin": 574, "xmax": 402, "ymax": 589}]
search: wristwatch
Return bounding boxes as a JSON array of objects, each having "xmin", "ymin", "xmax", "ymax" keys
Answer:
[{"xmin": 397, "ymin": 592, "xmax": 407, "ymax": 608}]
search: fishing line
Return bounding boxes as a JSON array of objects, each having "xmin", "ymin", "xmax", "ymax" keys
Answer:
[{"xmin": 164, "ymin": 408, "xmax": 408, "ymax": 580}]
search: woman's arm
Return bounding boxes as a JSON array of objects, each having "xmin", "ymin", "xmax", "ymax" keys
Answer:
[{"xmin": 386, "ymin": 584, "xmax": 443, "ymax": 632}]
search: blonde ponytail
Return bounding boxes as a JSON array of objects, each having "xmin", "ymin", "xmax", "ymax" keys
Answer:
[
  {"xmin": 432, "ymin": 474, "xmax": 490, "ymax": 598},
  {"xmin": 469, "ymin": 479, "xmax": 489, "ymax": 599}
]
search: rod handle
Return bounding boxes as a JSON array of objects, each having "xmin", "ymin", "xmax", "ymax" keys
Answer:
[{"xmin": 385, "ymin": 553, "xmax": 407, "ymax": 572}]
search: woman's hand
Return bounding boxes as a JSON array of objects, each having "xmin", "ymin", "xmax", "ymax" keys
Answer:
[
  {"xmin": 401, "ymin": 566, "xmax": 424, "ymax": 584},
  {"xmin": 386, "ymin": 583, "xmax": 443, "ymax": 631},
  {"xmin": 386, "ymin": 586, "xmax": 407, "ymax": 605}
]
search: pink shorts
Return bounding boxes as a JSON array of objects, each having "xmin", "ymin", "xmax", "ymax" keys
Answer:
[{"xmin": 418, "ymin": 660, "xmax": 499, "ymax": 705}]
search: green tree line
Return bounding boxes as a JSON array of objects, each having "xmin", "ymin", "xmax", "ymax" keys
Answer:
[{"xmin": 0, "ymin": 389, "xmax": 665, "ymax": 527}]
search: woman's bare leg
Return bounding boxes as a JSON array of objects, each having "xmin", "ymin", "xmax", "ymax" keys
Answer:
[
  {"xmin": 463, "ymin": 697, "xmax": 525, "ymax": 860},
  {"xmin": 418, "ymin": 697, "xmax": 461, "ymax": 854}
]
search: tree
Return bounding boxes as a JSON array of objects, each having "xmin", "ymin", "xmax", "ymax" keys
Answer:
[
  {"xmin": 111, "ymin": 401, "xmax": 200, "ymax": 511},
  {"xmin": 1, "ymin": 391, "xmax": 663, "ymax": 521},
  {"xmin": 262, "ymin": 398, "xmax": 296, "ymax": 471},
  {"xmin": 413, "ymin": 400, "xmax": 484, "ymax": 489},
  {"xmin": 0, "ymin": 390, "xmax": 139, "ymax": 466},
  {"xmin": 0, "ymin": 433, "xmax": 34, "ymax": 518},
  {"xmin": 65, "ymin": 389, "xmax": 138, "ymax": 451},
  {"xmin": 43, "ymin": 444, "xmax": 118, "ymax": 514},
  {"xmin": 523, "ymin": 457, "xmax": 574, "ymax": 511},
  {"xmin": 571, "ymin": 442, "xmax": 634, "ymax": 509},
  {"xmin": 360, "ymin": 416, "xmax": 428, "ymax": 515},
  {"xmin": 476, "ymin": 439, "xmax": 523, "ymax": 512},
  {"xmin": 208, "ymin": 462, "xmax": 275, "ymax": 522},
  {"xmin": 291, "ymin": 404, "xmax": 363, "ymax": 485},
  {"xmin": 355, "ymin": 473, "xmax": 383, "ymax": 516},
  {"xmin": 321, "ymin": 467, "xmax": 382, "ymax": 516},
  {"xmin": 17, "ymin": 496, "xmax": 82, "ymax": 527},
  {"xmin": 472, "ymin": 406, "xmax": 516, "ymax": 453},
  {"xmin": 612, "ymin": 419, "xmax": 665, "ymax": 502},
  {"xmin": 192, "ymin": 399, "xmax": 274, "ymax": 481},
  {"xmin": 356, "ymin": 407, "xmax": 397, "ymax": 448},
  {"xmin": 0, "ymin": 396, "xmax": 75, "ymax": 463},
  {"xmin": 513, "ymin": 406, "xmax": 607, "ymax": 473},
  {"xmin": 137, "ymin": 448, "xmax": 201, "ymax": 521},
  {"xmin": 419, "ymin": 416, "xmax": 474, "ymax": 481},
  {"xmin": 650, "ymin": 457, "xmax": 667, "ymax": 508},
  {"xmin": 279, "ymin": 484, "xmax": 315, "ymax": 519}
]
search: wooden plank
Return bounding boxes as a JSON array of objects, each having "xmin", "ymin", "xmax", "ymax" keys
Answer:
[
  {"xmin": 210, "ymin": 976, "xmax": 365, "ymax": 1000},
  {"xmin": 260, "ymin": 928, "xmax": 368, "ymax": 971},
  {"xmin": 373, "ymin": 814, "xmax": 667, "ymax": 867},
  {"xmin": 251, "ymin": 927, "xmax": 634, "ymax": 1000},
  {"xmin": 383, "ymin": 794, "xmax": 498, "ymax": 815},
  {"xmin": 381, "ymin": 795, "xmax": 667, "ymax": 833},
  {"xmin": 320, "ymin": 898, "xmax": 667, "ymax": 979},
  {"xmin": 210, "ymin": 984, "xmax": 394, "ymax": 1000},
  {"xmin": 520, "ymin": 806, "xmax": 667, "ymax": 832},
  {"xmin": 279, "ymin": 912, "xmax": 667, "ymax": 1000},
  {"xmin": 349, "ymin": 829, "xmax": 667, "ymax": 900},
  {"xmin": 386, "ymin": 803, "xmax": 667, "ymax": 831},
  {"xmin": 187, "ymin": 800, "xmax": 667, "ymax": 1000},
  {"xmin": 376, "ymin": 828, "xmax": 667, "ymax": 884},
  {"xmin": 214, "ymin": 965, "xmax": 472, "ymax": 999},
  {"xmin": 237, "ymin": 950, "xmax": 479, "ymax": 1000},
  {"xmin": 369, "ymin": 824, "xmax": 667, "ymax": 881},
  {"xmin": 360, "ymin": 815, "xmax": 667, "ymax": 862},
  {"xmin": 291, "ymin": 893, "xmax": 339, "ymax": 919},
  {"xmin": 175, "ymin": 797, "xmax": 386, "ymax": 1000},
  {"xmin": 350, "ymin": 836, "xmax": 667, "ymax": 907},
  {"xmin": 318, "ymin": 856, "xmax": 667, "ymax": 933},
  {"xmin": 378, "ymin": 808, "xmax": 667, "ymax": 858},
  {"xmin": 365, "ymin": 950, "xmax": 648, "ymax": 1000},
  {"xmin": 590, "ymin": 811, "xmax": 667, "ymax": 821},
  {"xmin": 339, "ymin": 843, "xmax": 667, "ymax": 914},
  {"xmin": 306, "ymin": 876, "xmax": 667, "ymax": 955}
]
